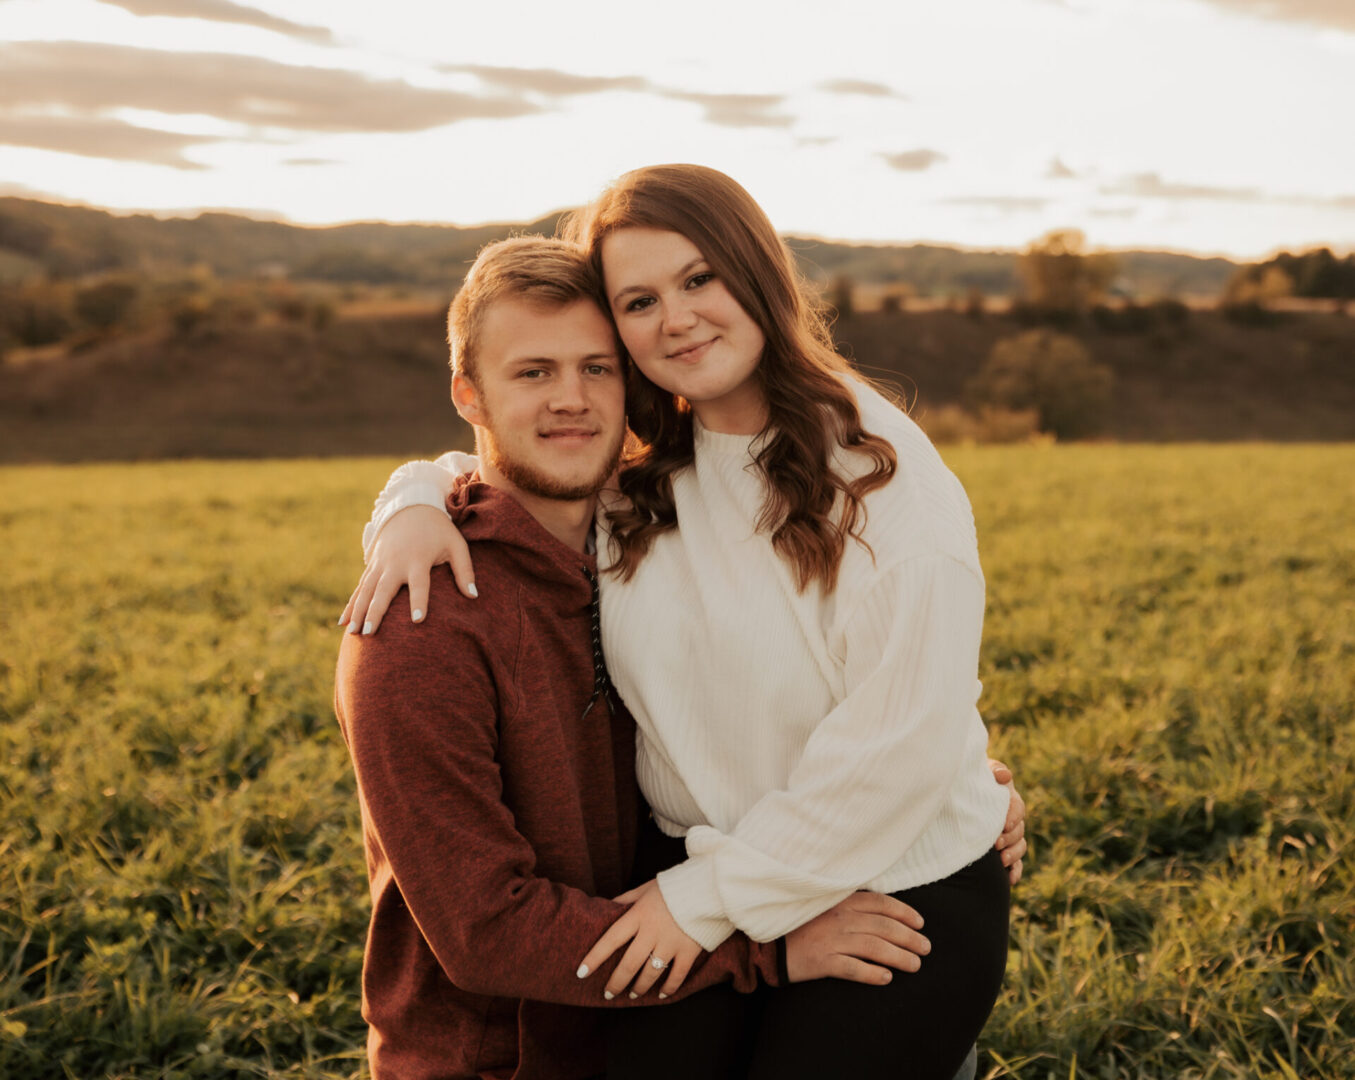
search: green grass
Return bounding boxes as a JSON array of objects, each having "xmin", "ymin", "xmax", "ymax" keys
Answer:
[{"xmin": 2, "ymin": 447, "xmax": 1353, "ymax": 1078}]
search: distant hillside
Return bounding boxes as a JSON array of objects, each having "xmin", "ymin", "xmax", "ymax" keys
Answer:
[
  {"xmin": 4, "ymin": 304, "xmax": 1352, "ymax": 465},
  {"xmin": 0, "ymin": 197, "xmax": 1237, "ymax": 299}
]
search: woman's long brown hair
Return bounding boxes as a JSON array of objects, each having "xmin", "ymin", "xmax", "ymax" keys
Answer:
[{"xmin": 562, "ymin": 164, "xmax": 897, "ymax": 592}]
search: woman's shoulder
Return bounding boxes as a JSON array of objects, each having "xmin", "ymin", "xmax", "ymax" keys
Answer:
[{"xmin": 834, "ymin": 375, "xmax": 980, "ymax": 570}]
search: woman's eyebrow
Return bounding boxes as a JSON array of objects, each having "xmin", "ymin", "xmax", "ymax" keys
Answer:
[{"xmin": 610, "ymin": 257, "xmax": 707, "ymax": 305}]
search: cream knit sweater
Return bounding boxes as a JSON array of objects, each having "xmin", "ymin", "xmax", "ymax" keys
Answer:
[{"xmin": 363, "ymin": 380, "xmax": 1009, "ymax": 951}]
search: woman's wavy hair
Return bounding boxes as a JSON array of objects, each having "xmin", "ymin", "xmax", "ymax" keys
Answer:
[{"xmin": 561, "ymin": 164, "xmax": 897, "ymax": 592}]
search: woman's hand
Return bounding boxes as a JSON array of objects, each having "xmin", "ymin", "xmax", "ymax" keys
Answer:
[
  {"xmin": 577, "ymin": 880, "xmax": 704, "ymax": 1001},
  {"xmin": 339, "ymin": 506, "xmax": 475, "ymax": 634},
  {"xmin": 785, "ymin": 892, "xmax": 931, "ymax": 985},
  {"xmin": 989, "ymin": 758, "xmax": 1028, "ymax": 885}
]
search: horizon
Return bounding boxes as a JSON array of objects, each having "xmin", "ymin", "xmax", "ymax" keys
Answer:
[{"xmin": 8, "ymin": 188, "xmax": 1344, "ymax": 265}]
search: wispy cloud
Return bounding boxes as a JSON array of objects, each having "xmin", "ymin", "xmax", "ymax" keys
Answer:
[
  {"xmin": 1196, "ymin": 0, "xmax": 1355, "ymax": 33},
  {"xmin": 817, "ymin": 78, "xmax": 906, "ymax": 99},
  {"xmin": 663, "ymin": 91, "xmax": 794, "ymax": 128},
  {"xmin": 282, "ymin": 157, "xmax": 340, "ymax": 166},
  {"xmin": 938, "ymin": 195, "xmax": 1050, "ymax": 212},
  {"xmin": 1046, "ymin": 156, "xmax": 1076, "ymax": 179},
  {"xmin": 0, "ymin": 113, "xmax": 217, "ymax": 169},
  {"xmin": 879, "ymin": 148, "xmax": 946, "ymax": 172},
  {"xmin": 96, "ymin": 0, "xmax": 334, "ymax": 43},
  {"xmin": 1101, "ymin": 172, "xmax": 1262, "ymax": 201},
  {"xmin": 0, "ymin": 41, "xmax": 539, "ymax": 137},
  {"xmin": 444, "ymin": 64, "xmax": 649, "ymax": 96}
]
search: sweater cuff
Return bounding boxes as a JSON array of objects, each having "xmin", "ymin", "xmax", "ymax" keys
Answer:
[
  {"xmin": 362, "ymin": 462, "xmax": 460, "ymax": 561},
  {"xmin": 656, "ymin": 852, "xmax": 736, "ymax": 952}
]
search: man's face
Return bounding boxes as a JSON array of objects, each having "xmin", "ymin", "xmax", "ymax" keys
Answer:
[{"xmin": 453, "ymin": 297, "xmax": 626, "ymax": 503}]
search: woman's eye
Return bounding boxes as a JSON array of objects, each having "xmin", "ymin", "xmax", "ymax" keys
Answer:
[
  {"xmin": 687, "ymin": 272, "xmax": 714, "ymax": 289},
  {"xmin": 624, "ymin": 296, "xmax": 654, "ymax": 313}
]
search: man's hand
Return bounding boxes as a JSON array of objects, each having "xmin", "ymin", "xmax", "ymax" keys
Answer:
[
  {"xmin": 785, "ymin": 892, "xmax": 931, "ymax": 985},
  {"xmin": 989, "ymin": 758, "xmax": 1028, "ymax": 885},
  {"xmin": 339, "ymin": 505, "xmax": 475, "ymax": 634},
  {"xmin": 577, "ymin": 879, "xmax": 704, "ymax": 1001}
]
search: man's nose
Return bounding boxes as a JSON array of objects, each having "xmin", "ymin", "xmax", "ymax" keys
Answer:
[{"xmin": 549, "ymin": 370, "xmax": 588, "ymax": 411}]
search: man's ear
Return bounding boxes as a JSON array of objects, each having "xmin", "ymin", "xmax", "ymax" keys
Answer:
[{"xmin": 451, "ymin": 372, "xmax": 485, "ymax": 426}]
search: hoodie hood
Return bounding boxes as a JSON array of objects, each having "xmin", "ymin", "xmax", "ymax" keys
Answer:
[{"xmin": 446, "ymin": 473, "xmax": 598, "ymax": 595}]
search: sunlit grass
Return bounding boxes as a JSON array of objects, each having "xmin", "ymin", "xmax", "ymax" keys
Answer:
[{"xmin": 2, "ymin": 447, "xmax": 1353, "ymax": 1078}]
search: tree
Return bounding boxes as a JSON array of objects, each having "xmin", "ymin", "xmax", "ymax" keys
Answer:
[
  {"xmin": 967, "ymin": 329, "xmax": 1113, "ymax": 439},
  {"xmin": 1018, "ymin": 229, "xmax": 1117, "ymax": 313}
]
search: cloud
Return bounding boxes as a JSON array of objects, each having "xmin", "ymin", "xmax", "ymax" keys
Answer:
[
  {"xmin": 282, "ymin": 157, "xmax": 340, "ymax": 166},
  {"xmin": 1195, "ymin": 0, "xmax": 1355, "ymax": 33},
  {"xmin": 938, "ymin": 195, "xmax": 1050, "ymax": 212},
  {"xmin": 96, "ymin": 0, "xmax": 333, "ymax": 42},
  {"xmin": 444, "ymin": 64, "xmax": 649, "ymax": 96},
  {"xmin": 662, "ymin": 91, "xmax": 794, "ymax": 128},
  {"xmin": 817, "ymin": 78, "xmax": 906, "ymax": 99},
  {"xmin": 1088, "ymin": 205, "xmax": 1140, "ymax": 219},
  {"xmin": 0, "ymin": 113, "xmax": 217, "ymax": 169},
  {"xmin": 1046, "ymin": 156, "xmax": 1076, "ymax": 179},
  {"xmin": 0, "ymin": 41, "xmax": 539, "ymax": 136},
  {"xmin": 1101, "ymin": 172, "xmax": 1262, "ymax": 201},
  {"xmin": 879, "ymin": 148, "xmax": 946, "ymax": 172},
  {"xmin": 796, "ymin": 135, "xmax": 839, "ymax": 147}
]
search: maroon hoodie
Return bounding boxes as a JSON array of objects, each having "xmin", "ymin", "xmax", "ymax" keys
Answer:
[{"xmin": 335, "ymin": 476, "xmax": 780, "ymax": 1080}]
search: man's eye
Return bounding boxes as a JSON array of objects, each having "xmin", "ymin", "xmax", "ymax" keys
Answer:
[
  {"xmin": 520, "ymin": 369, "xmax": 547, "ymax": 379},
  {"xmin": 586, "ymin": 364, "xmax": 613, "ymax": 376}
]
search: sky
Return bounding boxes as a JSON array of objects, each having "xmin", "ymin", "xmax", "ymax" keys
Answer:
[{"xmin": 1, "ymin": 0, "xmax": 1353, "ymax": 259}]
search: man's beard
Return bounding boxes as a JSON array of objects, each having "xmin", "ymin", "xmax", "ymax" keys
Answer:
[{"xmin": 482, "ymin": 424, "xmax": 625, "ymax": 502}]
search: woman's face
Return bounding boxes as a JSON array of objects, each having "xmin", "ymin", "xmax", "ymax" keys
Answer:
[{"xmin": 600, "ymin": 227, "xmax": 768, "ymax": 435}]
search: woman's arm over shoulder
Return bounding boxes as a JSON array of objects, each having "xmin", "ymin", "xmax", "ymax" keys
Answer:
[{"xmin": 362, "ymin": 450, "xmax": 480, "ymax": 560}]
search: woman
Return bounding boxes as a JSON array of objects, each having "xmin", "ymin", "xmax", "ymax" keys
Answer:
[{"xmin": 342, "ymin": 165, "xmax": 1023, "ymax": 1078}]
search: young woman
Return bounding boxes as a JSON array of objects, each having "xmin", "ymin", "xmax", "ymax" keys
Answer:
[{"xmin": 341, "ymin": 165, "xmax": 1025, "ymax": 1079}]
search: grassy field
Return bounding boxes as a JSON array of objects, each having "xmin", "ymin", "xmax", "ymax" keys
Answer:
[{"xmin": 2, "ymin": 446, "xmax": 1352, "ymax": 1079}]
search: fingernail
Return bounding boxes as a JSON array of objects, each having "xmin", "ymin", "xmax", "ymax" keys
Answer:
[
  {"xmin": 658, "ymin": 993, "xmax": 667, "ymax": 1000},
  {"xmin": 576, "ymin": 964, "xmax": 589, "ymax": 978},
  {"xmin": 348, "ymin": 620, "xmax": 361, "ymax": 635},
  {"xmin": 362, "ymin": 621, "xmax": 374, "ymax": 636},
  {"xmin": 603, "ymin": 991, "xmax": 614, "ymax": 1000},
  {"xmin": 467, "ymin": 583, "xmax": 479, "ymax": 599},
  {"xmin": 882, "ymin": 971, "xmax": 893, "ymax": 982},
  {"xmin": 337, "ymin": 617, "xmax": 347, "ymax": 627},
  {"xmin": 411, "ymin": 609, "xmax": 424, "ymax": 622},
  {"xmin": 628, "ymin": 992, "xmax": 637, "ymax": 1000}
]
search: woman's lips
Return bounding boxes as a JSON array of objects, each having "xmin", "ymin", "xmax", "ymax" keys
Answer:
[{"xmin": 667, "ymin": 338, "xmax": 716, "ymax": 362}]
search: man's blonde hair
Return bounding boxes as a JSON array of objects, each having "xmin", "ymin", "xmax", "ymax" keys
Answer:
[{"xmin": 447, "ymin": 236, "xmax": 604, "ymax": 385}]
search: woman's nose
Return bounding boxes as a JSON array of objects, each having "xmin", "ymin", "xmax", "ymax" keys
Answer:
[{"xmin": 661, "ymin": 296, "xmax": 698, "ymax": 335}]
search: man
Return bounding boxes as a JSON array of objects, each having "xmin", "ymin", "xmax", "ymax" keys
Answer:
[{"xmin": 335, "ymin": 237, "xmax": 966, "ymax": 1079}]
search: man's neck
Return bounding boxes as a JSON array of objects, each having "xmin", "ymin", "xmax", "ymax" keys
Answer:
[{"xmin": 477, "ymin": 462, "xmax": 596, "ymax": 553}]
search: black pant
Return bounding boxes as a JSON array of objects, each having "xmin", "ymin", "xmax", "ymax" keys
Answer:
[{"xmin": 607, "ymin": 821, "xmax": 1009, "ymax": 1080}]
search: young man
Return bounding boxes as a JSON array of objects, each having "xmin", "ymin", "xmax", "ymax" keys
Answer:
[{"xmin": 334, "ymin": 238, "xmax": 951, "ymax": 1080}]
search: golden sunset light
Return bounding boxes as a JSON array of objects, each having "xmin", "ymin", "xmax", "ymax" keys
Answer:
[{"xmin": 1, "ymin": 0, "xmax": 1353, "ymax": 256}]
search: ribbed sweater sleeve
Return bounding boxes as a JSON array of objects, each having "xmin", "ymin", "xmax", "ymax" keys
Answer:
[
  {"xmin": 361, "ymin": 451, "xmax": 478, "ymax": 561},
  {"xmin": 656, "ymin": 553, "xmax": 987, "ymax": 949},
  {"xmin": 336, "ymin": 612, "xmax": 779, "ymax": 1005}
]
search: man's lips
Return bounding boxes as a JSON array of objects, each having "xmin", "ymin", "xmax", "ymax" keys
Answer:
[
  {"xmin": 667, "ymin": 337, "xmax": 717, "ymax": 361},
  {"xmin": 539, "ymin": 428, "xmax": 598, "ymax": 439}
]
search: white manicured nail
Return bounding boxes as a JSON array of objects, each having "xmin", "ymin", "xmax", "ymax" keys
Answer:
[
  {"xmin": 466, "ymin": 583, "xmax": 479, "ymax": 599},
  {"xmin": 576, "ymin": 964, "xmax": 589, "ymax": 978},
  {"xmin": 658, "ymin": 993, "xmax": 667, "ymax": 1000},
  {"xmin": 362, "ymin": 621, "xmax": 374, "ymax": 635},
  {"xmin": 603, "ymin": 991, "xmax": 614, "ymax": 1000},
  {"xmin": 628, "ymin": 992, "xmax": 637, "ymax": 1000},
  {"xmin": 348, "ymin": 620, "xmax": 361, "ymax": 635},
  {"xmin": 411, "ymin": 609, "xmax": 424, "ymax": 622}
]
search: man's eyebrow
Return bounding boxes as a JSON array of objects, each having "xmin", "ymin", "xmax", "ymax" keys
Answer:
[{"xmin": 610, "ymin": 257, "xmax": 707, "ymax": 305}]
